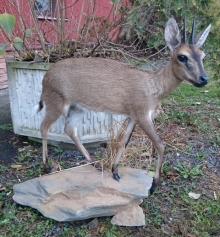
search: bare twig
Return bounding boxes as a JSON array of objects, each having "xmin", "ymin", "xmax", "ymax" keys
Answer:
[
  {"xmin": 75, "ymin": 0, "xmax": 85, "ymax": 50},
  {"xmin": 28, "ymin": 0, "xmax": 47, "ymax": 53}
]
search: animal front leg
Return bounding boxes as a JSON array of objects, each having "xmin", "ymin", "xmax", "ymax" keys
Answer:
[
  {"xmin": 137, "ymin": 115, "xmax": 164, "ymax": 194},
  {"xmin": 112, "ymin": 118, "xmax": 136, "ymax": 181}
]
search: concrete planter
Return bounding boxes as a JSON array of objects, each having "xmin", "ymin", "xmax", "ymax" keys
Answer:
[{"xmin": 6, "ymin": 59, "xmax": 125, "ymax": 145}]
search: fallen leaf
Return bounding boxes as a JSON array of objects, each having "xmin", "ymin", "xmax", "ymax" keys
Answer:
[
  {"xmin": 11, "ymin": 164, "xmax": 22, "ymax": 169},
  {"xmin": 188, "ymin": 192, "xmax": 201, "ymax": 200},
  {"xmin": 17, "ymin": 166, "xmax": 32, "ymax": 171},
  {"xmin": 28, "ymin": 223, "xmax": 37, "ymax": 231},
  {"xmin": 18, "ymin": 211, "xmax": 33, "ymax": 218},
  {"xmin": 166, "ymin": 170, "xmax": 179, "ymax": 181},
  {"xmin": 177, "ymin": 224, "xmax": 183, "ymax": 234},
  {"xmin": 98, "ymin": 225, "xmax": 105, "ymax": 234}
]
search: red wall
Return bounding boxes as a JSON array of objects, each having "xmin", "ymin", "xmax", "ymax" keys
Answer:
[{"xmin": 0, "ymin": 0, "xmax": 128, "ymax": 46}]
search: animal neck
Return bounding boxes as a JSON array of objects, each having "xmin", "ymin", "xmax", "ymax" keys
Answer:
[{"xmin": 153, "ymin": 59, "xmax": 183, "ymax": 100}]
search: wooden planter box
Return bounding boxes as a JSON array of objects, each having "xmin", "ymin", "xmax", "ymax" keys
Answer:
[{"xmin": 6, "ymin": 59, "xmax": 125, "ymax": 145}]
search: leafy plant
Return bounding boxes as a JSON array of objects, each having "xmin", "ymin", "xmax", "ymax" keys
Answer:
[
  {"xmin": 162, "ymin": 161, "xmax": 171, "ymax": 174},
  {"xmin": 0, "ymin": 124, "xmax": 13, "ymax": 131},
  {"xmin": 54, "ymin": 147, "xmax": 63, "ymax": 154},
  {"xmin": 195, "ymin": 151, "xmax": 206, "ymax": 160},
  {"xmin": 0, "ymin": 165, "xmax": 8, "ymax": 173},
  {"xmin": 174, "ymin": 162, "xmax": 203, "ymax": 179},
  {"xmin": 210, "ymin": 136, "xmax": 220, "ymax": 145},
  {"xmin": 127, "ymin": 0, "xmax": 220, "ymax": 82}
]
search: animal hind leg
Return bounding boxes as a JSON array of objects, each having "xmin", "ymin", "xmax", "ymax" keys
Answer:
[
  {"xmin": 112, "ymin": 117, "xmax": 136, "ymax": 181},
  {"xmin": 40, "ymin": 101, "xmax": 66, "ymax": 172},
  {"xmin": 64, "ymin": 121, "xmax": 101, "ymax": 168}
]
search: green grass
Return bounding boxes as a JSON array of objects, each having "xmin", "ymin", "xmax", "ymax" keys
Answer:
[
  {"xmin": 170, "ymin": 82, "xmax": 220, "ymax": 105},
  {"xmin": 159, "ymin": 80, "xmax": 220, "ymax": 136},
  {"xmin": 180, "ymin": 193, "xmax": 220, "ymax": 236}
]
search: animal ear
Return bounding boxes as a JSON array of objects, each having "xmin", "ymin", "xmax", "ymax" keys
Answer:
[
  {"xmin": 195, "ymin": 24, "xmax": 211, "ymax": 48},
  {"xmin": 165, "ymin": 17, "xmax": 181, "ymax": 52}
]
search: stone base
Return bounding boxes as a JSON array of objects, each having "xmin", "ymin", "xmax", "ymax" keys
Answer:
[{"xmin": 13, "ymin": 165, "xmax": 153, "ymax": 226}]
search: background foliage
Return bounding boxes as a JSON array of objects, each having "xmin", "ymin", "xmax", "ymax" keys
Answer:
[{"xmin": 127, "ymin": 0, "xmax": 220, "ymax": 82}]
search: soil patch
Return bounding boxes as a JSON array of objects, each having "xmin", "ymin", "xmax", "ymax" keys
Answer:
[{"xmin": 0, "ymin": 130, "xmax": 29, "ymax": 165}]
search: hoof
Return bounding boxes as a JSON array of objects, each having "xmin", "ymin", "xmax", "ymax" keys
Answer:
[
  {"xmin": 44, "ymin": 165, "xmax": 51, "ymax": 174},
  {"xmin": 113, "ymin": 173, "xmax": 120, "ymax": 181},
  {"xmin": 100, "ymin": 143, "xmax": 107, "ymax": 148},
  {"xmin": 149, "ymin": 179, "xmax": 157, "ymax": 195},
  {"xmin": 93, "ymin": 162, "xmax": 103, "ymax": 172}
]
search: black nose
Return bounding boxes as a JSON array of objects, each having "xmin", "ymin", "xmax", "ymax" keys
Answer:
[{"xmin": 199, "ymin": 76, "xmax": 208, "ymax": 84}]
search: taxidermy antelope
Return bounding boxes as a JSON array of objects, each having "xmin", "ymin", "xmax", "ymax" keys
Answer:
[{"xmin": 38, "ymin": 16, "xmax": 211, "ymax": 193}]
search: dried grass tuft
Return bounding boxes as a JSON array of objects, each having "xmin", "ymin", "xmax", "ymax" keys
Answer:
[{"xmin": 103, "ymin": 118, "xmax": 154, "ymax": 172}]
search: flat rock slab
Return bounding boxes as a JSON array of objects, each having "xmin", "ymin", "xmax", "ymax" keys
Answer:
[{"xmin": 13, "ymin": 165, "xmax": 153, "ymax": 226}]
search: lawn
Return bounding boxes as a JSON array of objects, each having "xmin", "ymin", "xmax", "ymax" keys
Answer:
[{"xmin": 0, "ymin": 79, "xmax": 220, "ymax": 237}]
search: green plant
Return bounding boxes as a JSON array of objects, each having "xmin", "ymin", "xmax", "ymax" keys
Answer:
[
  {"xmin": 104, "ymin": 224, "xmax": 119, "ymax": 237},
  {"xmin": 162, "ymin": 161, "xmax": 171, "ymax": 174},
  {"xmin": 195, "ymin": 151, "xmax": 206, "ymax": 160},
  {"xmin": 0, "ymin": 13, "xmax": 21, "ymax": 54},
  {"xmin": 25, "ymin": 168, "xmax": 35, "ymax": 176},
  {"xmin": 210, "ymin": 136, "xmax": 220, "ymax": 145},
  {"xmin": 0, "ymin": 165, "xmax": 7, "ymax": 173},
  {"xmin": 17, "ymin": 156, "xmax": 25, "ymax": 162},
  {"xmin": 54, "ymin": 147, "xmax": 63, "ymax": 154},
  {"xmin": 174, "ymin": 162, "xmax": 203, "ymax": 179},
  {"xmin": 0, "ymin": 124, "xmax": 13, "ymax": 131},
  {"xmin": 75, "ymin": 227, "xmax": 86, "ymax": 237}
]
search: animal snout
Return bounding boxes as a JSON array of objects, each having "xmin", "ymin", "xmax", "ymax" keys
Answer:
[{"xmin": 199, "ymin": 75, "xmax": 208, "ymax": 85}]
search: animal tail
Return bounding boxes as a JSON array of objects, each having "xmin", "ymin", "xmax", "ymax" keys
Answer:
[
  {"xmin": 32, "ymin": 99, "xmax": 43, "ymax": 116},
  {"xmin": 33, "ymin": 99, "xmax": 44, "ymax": 116},
  {"xmin": 38, "ymin": 100, "xmax": 44, "ymax": 112}
]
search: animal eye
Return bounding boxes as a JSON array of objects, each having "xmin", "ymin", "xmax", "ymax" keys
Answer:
[{"xmin": 177, "ymin": 54, "xmax": 188, "ymax": 62}]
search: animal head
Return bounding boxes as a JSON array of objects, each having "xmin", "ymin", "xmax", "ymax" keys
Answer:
[{"xmin": 165, "ymin": 16, "xmax": 211, "ymax": 87}]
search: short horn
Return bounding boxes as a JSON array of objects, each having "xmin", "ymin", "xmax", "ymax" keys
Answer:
[
  {"xmin": 183, "ymin": 14, "xmax": 187, "ymax": 43},
  {"xmin": 190, "ymin": 16, "xmax": 196, "ymax": 44}
]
